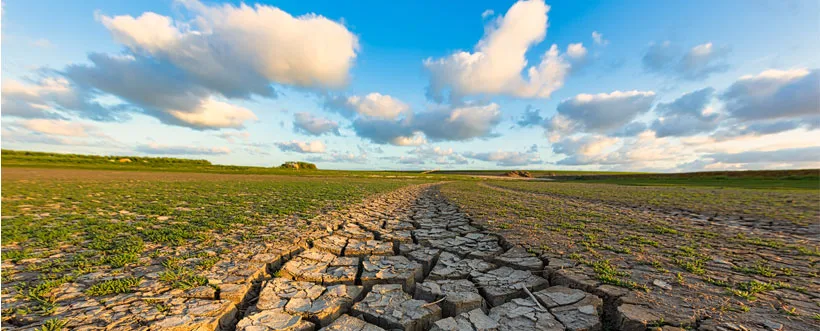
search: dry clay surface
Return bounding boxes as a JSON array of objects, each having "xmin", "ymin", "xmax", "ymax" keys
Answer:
[{"xmin": 3, "ymin": 183, "xmax": 809, "ymax": 330}]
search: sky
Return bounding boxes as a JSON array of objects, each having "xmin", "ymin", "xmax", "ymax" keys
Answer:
[{"xmin": 2, "ymin": 0, "xmax": 819, "ymax": 171}]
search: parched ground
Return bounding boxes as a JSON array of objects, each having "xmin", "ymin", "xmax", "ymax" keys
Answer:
[
  {"xmin": 441, "ymin": 180, "xmax": 820, "ymax": 330},
  {"xmin": 2, "ymin": 168, "xmax": 818, "ymax": 330}
]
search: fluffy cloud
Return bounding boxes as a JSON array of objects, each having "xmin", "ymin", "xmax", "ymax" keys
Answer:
[
  {"xmin": 552, "ymin": 135, "xmax": 620, "ymax": 165},
  {"xmin": 677, "ymin": 43, "xmax": 730, "ymax": 80},
  {"xmin": 566, "ymin": 43, "xmax": 587, "ymax": 59},
  {"xmin": 341, "ymin": 93, "xmax": 503, "ymax": 145},
  {"xmin": 0, "ymin": 77, "xmax": 109, "ymax": 120},
  {"xmin": 166, "ymin": 98, "xmax": 258, "ymax": 129},
  {"xmin": 515, "ymin": 105, "xmax": 545, "ymax": 128},
  {"xmin": 275, "ymin": 140, "xmax": 326, "ymax": 153},
  {"xmin": 642, "ymin": 41, "xmax": 677, "ymax": 72},
  {"xmin": 5, "ymin": 1, "xmax": 359, "ymax": 131},
  {"xmin": 326, "ymin": 93, "xmax": 410, "ymax": 119},
  {"xmin": 424, "ymin": 0, "xmax": 570, "ymax": 101},
  {"xmin": 414, "ymin": 103, "xmax": 502, "ymax": 141},
  {"xmin": 409, "ymin": 146, "xmax": 469, "ymax": 165},
  {"xmin": 351, "ymin": 117, "xmax": 418, "ymax": 146},
  {"xmin": 463, "ymin": 149, "xmax": 542, "ymax": 166},
  {"xmin": 552, "ymin": 90, "xmax": 656, "ymax": 134},
  {"xmin": 651, "ymin": 87, "xmax": 719, "ymax": 137},
  {"xmin": 552, "ymin": 132, "xmax": 685, "ymax": 168},
  {"xmin": 100, "ymin": 0, "xmax": 358, "ymax": 92},
  {"xmin": 136, "ymin": 142, "xmax": 231, "ymax": 155},
  {"xmin": 721, "ymin": 69, "xmax": 819, "ymax": 121},
  {"xmin": 293, "ymin": 112, "xmax": 340, "ymax": 136},
  {"xmin": 390, "ymin": 133, "xmax": 428, "ymax": 146},
  {"xmin": 20, "ymin": 119, "xmax": 94, "ymax": 137},
  {"xmin": 643, "ymin": 41, "xmax": 730, "ymax": 80},
  {"xmin": 592, "ymin": 31, "xmax": 608, "ymax": 45},
  {"xmin": 706, "ymin": 146, "xmax": 820, "ymax": 165},
  {"xmin": 218, "ymin": 131, "xmax": 250, "ymax": 142},
  {"xmin": 307, "ymin": 151, "xmax": 367, "ymax": 164}
]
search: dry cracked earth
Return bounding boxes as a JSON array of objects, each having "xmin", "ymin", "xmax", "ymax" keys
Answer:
[{"xmin": 2, "ymin": 183, "xmax": 816, "ymax": 331}]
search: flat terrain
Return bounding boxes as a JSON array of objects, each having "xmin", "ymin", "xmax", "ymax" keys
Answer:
[
  {"xmin": 1, "ymin": 166, "xmax": 818, "ymax": 330},
  {"xmin": 441, "ymin": 180, "xmax": 819, "ymax": 329}
]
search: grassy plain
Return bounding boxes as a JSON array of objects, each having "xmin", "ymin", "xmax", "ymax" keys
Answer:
[
  {"xmin": 440, "ymin": 180, "xmax": 819, "ymax": 327},
  {"xmin": 0, "ymin": 167, "xmax": 427, "ymax": 323},
  {"xmin": 484, "ymin": 179, "xmax": 819, "ymax": 226}
]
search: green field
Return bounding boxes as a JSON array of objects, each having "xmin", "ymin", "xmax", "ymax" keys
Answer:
[{"xmin": 1, "ymin": 167, "xmax": 427, "ymax": 319}]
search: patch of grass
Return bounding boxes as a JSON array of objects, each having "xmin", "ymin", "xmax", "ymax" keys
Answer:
[
  {"xmin": 159, "ymin": 268, "xmax": 208, "ymax": 290},
  {"xmin": 85, "ymin": 277, "xmax": 142, "ymax": 296},
  {"xmin": 727, "ymin": 280, "xmax": 776, "ymax": 301},
  {"xmin": 732, "ymin": 261, "xmax": 777, "ymax": 278},
  {"xmin": 619, "ymin": 235, "xmax": 660, "ymax": 248},
  {"xmin": 653, "ymin": 226, "xmax": 679, "ymax": 235},
  {"xmin": 591, "ymin": 260, "xmax": 648, "ymax": 291},
  {"xmin": 2, "ymin": 249, "xmax": 37, "ymax": 262},
  {"xmin": 37, "ymin": 318, "xmax": 67, "ymax": 331}
]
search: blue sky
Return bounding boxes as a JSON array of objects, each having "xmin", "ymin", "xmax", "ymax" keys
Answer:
[{"xmin": 2, "ymin": 0, "xmax": 819, "ymax": 170}]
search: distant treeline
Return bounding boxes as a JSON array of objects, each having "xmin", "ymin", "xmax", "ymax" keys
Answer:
[{"xmin": 1, "ymin": 149, "xmax": 212, "ymax": 166}]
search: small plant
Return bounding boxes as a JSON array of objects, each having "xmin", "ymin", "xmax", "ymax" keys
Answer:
[
  {"xmin": 732, "ymin": 261, "xmax": 776, "ymax": 278},
  {"xmin": 38, "ymin": 318, "xmax": 66, "ymax": 331},
  {"xmin": 781, "ymin": 305, "xmax": 798, "ymax": 316},
  {"xmin": 86, "ymin": 277, "xmax": 142, "ymax": 296}
]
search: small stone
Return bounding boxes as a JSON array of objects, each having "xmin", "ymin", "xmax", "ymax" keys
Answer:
[
  {"xmin": 236, "ymin": 310, "xmax": 314, "ymax": 331},
  {"xmin": 399, "ymin": 244, "xmax": 442, "ymax": 277},
  {"xmin": 319, "ymin": 314, "xmax": 386, "ymax": 331},
  {"xmin": 493, "ymin": 246, "xmax": 544, "ymax": 272},
  {"xmin": 415, "ymin": 279, "xmax": 485, "ymax": 317},
  {"xmin": 428, "ymin": 252, "xmax": 496, "ymax": 280},
  {"xmin": 488, "ymin": 298, "xmax": 563, "ymax": 331},
  {"xmin": 352, "ymin": 284, "xmax": 442, "ymax": 331},
  {"xmin": 430, "ymin": 309, "xmax": 500, "ymax": 331},
  {"xmin": 345, "ymin": 239, "xmax": 394, "ymax": 257},
  {"xmin": 533, "ymin": 286, "xmax": 586, "ymax": 308},
  {"xmin": 472, "ymin": 267, "xmax": 549, "ymax": 307},
  {"xmin": 617, "ymin": 304, "xmax": 663, "ymax": 331},
  {"xmin": 653, "ymin": 279, "xmax": 672, "ymax": 291},
  {"xmin": 361, "ymin": 256, "xmax": 423, "ymax": 293}
]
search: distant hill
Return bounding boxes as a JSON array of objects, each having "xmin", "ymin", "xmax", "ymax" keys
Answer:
[{"xmin": 1, "ymin": 149, "xmax": 212, "ymax": 167}]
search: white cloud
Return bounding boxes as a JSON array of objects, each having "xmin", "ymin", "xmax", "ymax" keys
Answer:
[
  {"xmin": 481, "ymin": 9, "xmax": 494, "ymax": 19},
  {"xmin": 551, "ymin": 90, "xmax": 656, "ymax": 134},
  {"xmin": 136, "ymin": 142, "xmax": 231, "ymax": 155},
  {"xmin": 276, "ymin": 140, "xmax": 326, "ymax": 153},
  {"xmin": 412, "ymin": 146, "xmax": 454, "ymax": 157},
  {"xmin": 341, "ymin": 93, "xmax": 504, "ymax": 145},
  {"xmin": 677, "ymin": 43, "xmax": 730, "ymax": 80},
  {"xmin": 591, "ymin": 31, "xmax": 608, "ymax": 45},
  {"xmin": 20, "ymin": 119, "xmax": 93, "ymax": 137},
  {"xmin": 167, "ymin": 98, "xmax": 257, "ymax": 129},
  {"xmin": 566, "ymin": 43, "xmax": 587, "ymax": 59},
  {"xmin": 721, "ymin": 68, "xmax": 819, "ymax": 121},
  {"xmin": 463, "ymin": 149, "xmax": 542, "ymax": 166},
  {"xmin": 330, "ymin": 93, "xmax": 411, "ymax": 119},
  {"xmin": 651, "ymin": 87, "xmax": 719, "ymax": 137},
  {"xmin": 391, "ymin": 132, "xmax": 427, "ymax": 146},
  {"xmin": 643, "ymin": 41, "xmax": 730, "ymax": 80},
  {"xmin": 293, "ymin": 112, "xmax": 340, "ymax": 136},
  {"xmin": 7, "ymin": 0, "xmax": 359, "ymax": 131},
  {"xmin": 414, "ymin": 103, "xmax": 502, "ymax": 141},
  {"xmin": 1, "ymin": 78, "xmax": 78, "ymax": 119},
  {"xmin": 100, "ymin": 0, "xmax": 359, "ymax": 90},
  {"xmin": 424, "ymin": 0, "xmax": 571, "ymax": 100},
  {"xmin": 307, "ymin": 151, "xmax": 368, "ymax": 164},
  {"xmin": 218, "ymin": 131, "xmax": 250, "ymax": 142},
  {"xmin": 705, "ymin": 146, "xmax": 820, "ymax": 165}
]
